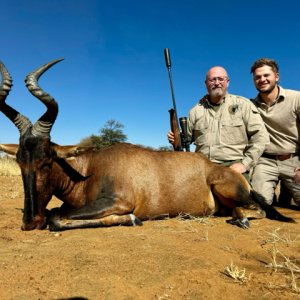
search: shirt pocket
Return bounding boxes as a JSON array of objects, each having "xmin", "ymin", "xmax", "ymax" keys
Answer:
[
  {"xmin": 220, "ymin": 119, "xmax": 247, "ymax": 145},
  {"xmin": 193, "ymin": 122, "xmax": 209, "ymax": 146}
]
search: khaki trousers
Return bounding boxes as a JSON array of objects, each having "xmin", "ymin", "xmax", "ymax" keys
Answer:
[{"xmin": 251, "ymin": 155, "xmax": 300, "ymax": 205}]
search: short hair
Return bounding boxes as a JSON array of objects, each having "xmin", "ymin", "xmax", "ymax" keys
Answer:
[{"xmin": 250, "ymin": 58, "xmax": 279, "ymax": 74}]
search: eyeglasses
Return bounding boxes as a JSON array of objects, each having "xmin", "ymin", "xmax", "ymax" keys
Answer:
[{"xmin": 206, "ymin": 76, "xmax": 228, "ymax": 84}]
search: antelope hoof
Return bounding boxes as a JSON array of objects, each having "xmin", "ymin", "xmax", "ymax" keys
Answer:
[
  {"xmin": 47, "ymin": 208, "xmax": 63, "ymax": 231},
  {"xmin": 130, "ymin": 214, "xmax": 143, "ymax": 226},
  {"xmin": 21, "ymin": 215, "xmax": 47, "ymax": 231},
  {"xmin": 226, "ymin": 217, "xmax": 250, "ymax": 229}
]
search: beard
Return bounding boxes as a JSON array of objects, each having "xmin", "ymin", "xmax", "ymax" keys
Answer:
[
  {"xmin": 256, "ymin": 82, "xmax": 277, "ymax": 94},
  {"xmin": 209, "ymin": 87, "xmax": 224, "ymax": 98}
]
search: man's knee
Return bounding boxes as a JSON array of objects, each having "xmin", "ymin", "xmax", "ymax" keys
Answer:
[{"xmin": 289, "ymin": 191, "xmax": 300, "ymax": 206}]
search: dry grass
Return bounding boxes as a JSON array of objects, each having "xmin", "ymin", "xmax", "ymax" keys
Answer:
[
  {"xmin": 263, "ymin": 227, "xmax": 300, "ymax": 245},
  {"xmin": 267, "ymin": 244, "xmax": 300, "ymax": 293},
  {"xmin": 223, "ymin": 262, "xmax": 251, "ymax": 283},
  {"xmin": 175, "ymin": 212, "xmax": 213, "ymax": 225},
  {"xmin": 151, "ymin": 213, "xmax": 212, "ymax": 239},
  {"xmin": 0, "ymin": 155, "xmax": 20, "ymax": 176},
  {"xmin": 175, "ymin": 213, "xmax": 213, "ymax": 237},
  {"xmin": 262, "ymin": 228, "xmax": 300, "ymax": 294}
]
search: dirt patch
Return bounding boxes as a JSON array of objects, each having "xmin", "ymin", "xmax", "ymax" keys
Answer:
[{"xmin": 0, "ymin": 175, "xmax": 299, "ymax": 299}]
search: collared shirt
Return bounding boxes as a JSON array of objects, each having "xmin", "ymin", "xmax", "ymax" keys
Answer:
[
  {"xmin": 252, "ymin": 86, "xmax": 300, "ymax": 155},
  {"xmin": 187, "ymin": 93, "xmax": 269, "ymax": 170}
]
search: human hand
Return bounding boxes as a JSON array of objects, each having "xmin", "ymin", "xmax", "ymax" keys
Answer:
[
  {"xmin": 167, "ymin": 131, "xmax": 175, "ymax": 144},
  {"xmin": 294, "ymin": 167, "xmax": 300, "ymax": 183},
  {"xmin": 229, "ymin": 162, "xmax": 247, "ymax": 174}
]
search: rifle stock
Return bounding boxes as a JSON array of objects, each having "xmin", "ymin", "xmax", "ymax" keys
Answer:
[
  {"xmin": 169, "ymin": 108, "xmax": 182, "ymax": 151},
  {"xmin": 179, "ymin": 117, "xmax": 190, "ymax": 152}
]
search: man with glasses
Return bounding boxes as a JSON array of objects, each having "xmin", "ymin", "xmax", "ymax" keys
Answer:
[
  {"xmin": 168, "ymin": 66, "xmax": 269, "ymax": 180},
  {"xmin": 250, "ymin": 58, "xmax": 300, "ymax": 206}
]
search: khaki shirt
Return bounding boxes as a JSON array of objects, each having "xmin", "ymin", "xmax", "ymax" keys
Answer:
[
  {"xmin": 252, "ymin": 86, "xmax": 300, "ymax": 155},
  {"xmin": 188, "ymin": 93, "xmax": 269, "ymax": 170}
]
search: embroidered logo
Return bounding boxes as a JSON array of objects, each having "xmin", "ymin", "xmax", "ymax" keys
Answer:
[{"xmin": 228, "ymin": 104, "xmax": 238, "ymax": 114}]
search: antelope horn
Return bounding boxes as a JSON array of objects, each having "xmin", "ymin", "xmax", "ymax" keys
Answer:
[
  {"xmin": 0, "ymin": 60, "xmax": 13, "ymax": 102},
  {"xmin": 25, "ymin": 58, "xmax": 64, "ymax": 137},
  {"xmin": 0, "ymin": 61, "xmax": 32, "ymax": 135}
]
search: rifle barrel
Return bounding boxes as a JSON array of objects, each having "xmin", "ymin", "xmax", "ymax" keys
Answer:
[
  {"xmin": 164, "ymin": 48, "xmax": 171, "ymax": 69},
  {"xmin": 164, "ymin": 48, "xmax": 180, "ymax": 133}
]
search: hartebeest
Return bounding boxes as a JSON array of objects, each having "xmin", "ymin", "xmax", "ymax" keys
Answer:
[{"xmin": 0, "ymin": 59, "xmax": 295, "ymax": 231}]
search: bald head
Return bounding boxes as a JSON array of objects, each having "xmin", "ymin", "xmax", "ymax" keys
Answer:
[
  {"xmin": 205, "ymin": 66, "xmax": 229, "ymax": 104},
  {"xmin": 205, "ymin": 66, "xmax": 228, "ymax": 80}
]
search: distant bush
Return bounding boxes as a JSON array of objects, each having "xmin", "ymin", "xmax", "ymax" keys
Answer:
[{"xmin": 80, "ymin": 119, "xmax": 127, "ymax": 149}]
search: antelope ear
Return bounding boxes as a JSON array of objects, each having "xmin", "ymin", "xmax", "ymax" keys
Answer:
[
  {"xmin": 52, "ymin": 145, "xmax": 95, "ymax": 158},
  {"xmin": 0, "ymin": 144, "xmax": 19, "ymax": 156}
]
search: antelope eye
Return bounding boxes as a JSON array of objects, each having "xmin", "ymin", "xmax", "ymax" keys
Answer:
[{"xmin": 41, "ymin": 163, "xmax": 51, "ymax": 171}]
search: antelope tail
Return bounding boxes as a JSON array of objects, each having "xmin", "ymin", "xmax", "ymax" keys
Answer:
[{"xmin": 250, "ymin": 190, "xmax": 296, "ymax": 223}]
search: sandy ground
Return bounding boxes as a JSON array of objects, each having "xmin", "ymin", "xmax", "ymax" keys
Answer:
[{"xmin": 0, "ymin": 175, "xmax": 300, "ymax": 300}]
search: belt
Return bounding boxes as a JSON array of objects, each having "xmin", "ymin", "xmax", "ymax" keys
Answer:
[{"xmin": 261, "ymin": 153, "xmax": 298, "ymax": 161}]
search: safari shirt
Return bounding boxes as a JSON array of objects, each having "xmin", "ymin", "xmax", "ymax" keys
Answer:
[
  {"xmin": 188, "ymin": 93, "xmax": 269, "ymax": 170},
  {"xmin": 252, "ymin": 86, "xmax": 300, "ymax": 155}
]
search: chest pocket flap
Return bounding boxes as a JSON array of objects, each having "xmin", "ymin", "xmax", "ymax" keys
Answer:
[
  {"xmin": 220, "ymin": 118, "xmax": 247, "ymax": 145},
  {"xmin": 221, "ymin": 119, "xmax": 244, "ymax": 127}
]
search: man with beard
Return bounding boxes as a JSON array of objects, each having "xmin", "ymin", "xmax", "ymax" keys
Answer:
[
  {"xmin": 251, "ymin": 58, "xmax": 300, "ymax": 206},
  {"xmin": 168, "ymin": 66, "xmax": 269, "ymax": 181}
]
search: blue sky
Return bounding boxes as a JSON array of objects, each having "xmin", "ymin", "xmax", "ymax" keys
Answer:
[{"xmin": 1, "ymin": 0, "xmax": 300, "ymax": 148}]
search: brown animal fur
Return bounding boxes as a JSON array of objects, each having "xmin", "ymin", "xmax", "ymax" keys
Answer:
[{"xmin": 0, "ymin": 59, "xmax": 294, "ymax": 231}]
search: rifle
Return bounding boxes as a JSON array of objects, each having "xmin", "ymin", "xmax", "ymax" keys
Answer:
[{"xmin": 164, "ymin": 48, "xmax": 190, "ymax": 152}]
